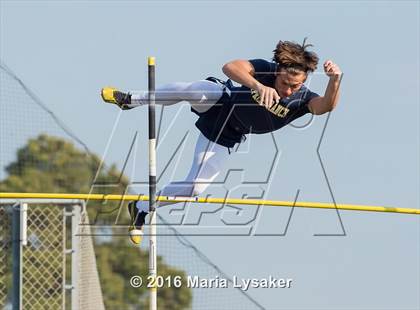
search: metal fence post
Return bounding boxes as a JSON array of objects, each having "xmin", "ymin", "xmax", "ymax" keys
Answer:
[{"xmin": 12, "ymin": 203, "xmax": 27, "ymax": 309}]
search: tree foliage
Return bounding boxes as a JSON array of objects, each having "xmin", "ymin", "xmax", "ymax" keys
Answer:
[{"xmin": 0, "ymin": 134, "xmax": 191, "ymax": 309}]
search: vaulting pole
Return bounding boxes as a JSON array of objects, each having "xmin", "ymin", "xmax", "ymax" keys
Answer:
[{"xmin": 147, "ymin": 56, "xmax": 157, "ymax": 310}]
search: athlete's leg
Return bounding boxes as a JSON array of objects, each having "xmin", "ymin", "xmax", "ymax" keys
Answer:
[
  {"xmin": 128, "ymin": 133, "xmax": 230, "ymax": 244},
  {"xmin": 129, "ymin": 80, "xmax": 223, "ymax": 113},
  {"xmin": 101, "ymin": 80, "xmax": 223, "ymax": 111},
  {"xmin": 135, "ymin": 133, "xmax": 229, "ymax": 213}
]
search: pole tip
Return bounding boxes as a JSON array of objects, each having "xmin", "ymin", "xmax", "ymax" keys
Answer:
[{"xmin": 148, "ymin": 57, "xmax": 156, "ymax": 66}]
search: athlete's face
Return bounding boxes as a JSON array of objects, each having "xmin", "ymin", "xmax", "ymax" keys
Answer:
[{"xmin": 275, "ymin": 69, "xmax": 307, "ymax": 98}]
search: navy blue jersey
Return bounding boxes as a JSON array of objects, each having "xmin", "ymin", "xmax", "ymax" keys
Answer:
[{"xmin": 193, "ymin": 59, "xmax": 320, "ymax": 147}]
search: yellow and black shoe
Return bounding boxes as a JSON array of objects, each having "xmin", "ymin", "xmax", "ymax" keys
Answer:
[
  {"xmin": 128, "ymin": 201, "xmax": 148, "ymax": 245},
  {"xmin": 101, "ymin": 87, "xmax": 133, "ymax": 110}
]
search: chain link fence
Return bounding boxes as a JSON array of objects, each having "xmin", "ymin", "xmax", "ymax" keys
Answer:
[
  {"xmin": 75, "ymin": 209, "xmax": 105, "ymax": 310},
  {"xmin": 23, "ymin": 204, "xmax": 64, "ymax": 309},
  {"xmin": 0, "ymin": 200, "xmax": 105, "ymax": 310}
]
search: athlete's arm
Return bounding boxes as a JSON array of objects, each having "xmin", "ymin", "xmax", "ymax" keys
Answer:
[
  {"xmin": 308, "ymin": 60, "xmax": 342, "ymax": 115},
  {"xmin": 222, "ymin": 60, "xmax": 280, "ymax": 108}
]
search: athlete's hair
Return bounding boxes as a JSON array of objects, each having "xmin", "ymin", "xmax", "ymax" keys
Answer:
[{"xmin": 273, "ymin": 38, "xmax": 319, "ymax": 74}]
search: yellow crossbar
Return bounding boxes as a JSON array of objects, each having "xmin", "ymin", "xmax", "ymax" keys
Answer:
[{"xmin": 0, "ymin": 192, "xmax": 419, "ymax": 215}]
